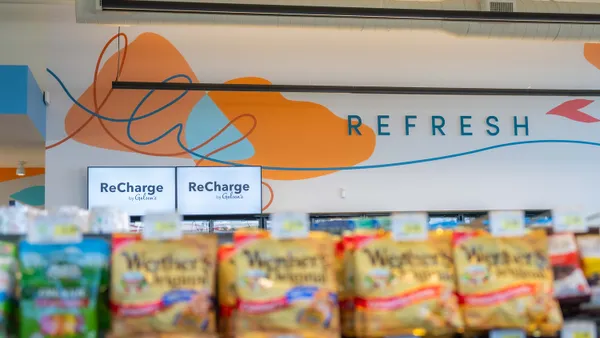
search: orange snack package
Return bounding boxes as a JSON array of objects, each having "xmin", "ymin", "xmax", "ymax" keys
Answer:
[
  {"xmin": 353, "ymin": 229, "xmax": 463, "ymax": 337},
  {"xmin": 453, "ymin": 228, "xmax": 563, "ymax": 335},
  {"xmin": 218, "ymin": 243, "xmax": 237, "ymax": 338},
  {"xmin": 234, "ymin": 229, "xmax": 339, "ymax": 337}
]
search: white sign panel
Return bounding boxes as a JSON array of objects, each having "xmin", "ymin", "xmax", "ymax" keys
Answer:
[
  {"xmin": 561, "ymin": 321, "xmax": 597, "ymax": 338},
  {"xmin": 176, "ymin": 166, "xmax": 262, "ymax": 215},
  {"xmin": 391, "ymin": 212, "xmax": 429, "ymax": 242},
  {"xmin": 270, "ymin": 212, "xmax": 310, "ymax": 239},
  {"xmin": 143, "ymin": 211, "xmax": 183, "ymax": 240},
  {"xmin": 87, "ymin": 167, "xmax": 176, "ymax": 216},
  {"xmin": 553, "ymin": 208, "xmax": 589, "ymax": 233},
  {"xmin": 489, "ymin": 210, "xmax": 526, "ymax": 237}
]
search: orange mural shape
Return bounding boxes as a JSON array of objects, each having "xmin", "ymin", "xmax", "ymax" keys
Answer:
[
  {"xmin": 60, "ymin": 32, "xmax": 376, "ymax": 181},
  {"xmin": 64, "ymin": 32, "xmax": 204, "ymax": 157},
  {"xmin": 208, "ymin": 78, "xmax": 376, "ymax": 180},
  {"xmin": 0, "ymin": 168, "xmax": 45, "ymax": 183},
  {"xmin": 584, "ymin": 43, "xmax": 600, "ymax": 70}
]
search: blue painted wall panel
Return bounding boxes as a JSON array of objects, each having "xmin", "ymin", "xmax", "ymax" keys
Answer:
[
  {"xmin": 27, "ymin": 68, "xmax": 46, "ymax": 139},
  {"xmin": 0, "ymin": 66, "xmax": 28, "ymax": 114}
]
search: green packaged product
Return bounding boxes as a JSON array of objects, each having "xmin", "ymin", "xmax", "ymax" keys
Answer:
[
  {"xmin": 0, "ymin": 241, "xmax": 17, "ymax": 337},
  {"xmin": 97, "ymin": 253, "xmax": 110, "ymax": 332},
  {"xmin": 19, "ymin": 238, "xmax": 110, "ymax": 338}
]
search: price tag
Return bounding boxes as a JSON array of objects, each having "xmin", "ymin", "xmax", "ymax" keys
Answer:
[
  {"xmin": 574, "ymin": 333, "xmax": 592, "ymax": 338},
  {"xmin": 553, "ymin": 208, "xmax": 589, "ymax": 233},
  {"xmin": 270, "ymin": 212, "xmax": 310, "ymax": 239},
  {"xmin": 53, "ymin": 223, "xmax": 79, "ymax": 237},
  {"xmin": 561, "ymin": 321, "xmax": 597, "ymax": 338},
  {"xmin": 142, "ymin": 212, "xmax": 182, "ymax": 240},
  {"xmin": 27, "ymin": 215, "xmax": 82, "ymax": 244},
  {"xmin": 490, "ymin": 330, "xmax": 525, "ymax": 338},
  {"xmin": 489, "ymin": 210, "xmax": 525, "ymax": 237},
  {"xmin": 391, "ymin": 212, "xmax": 428, "ymax": 241}
]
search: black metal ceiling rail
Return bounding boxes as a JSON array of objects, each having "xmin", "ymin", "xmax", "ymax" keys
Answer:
[
  {"xmin": 112, "ymin": 81, "xmax": 600, "ymax": 97},
  {"xmin": 101, "ymin": 0, "xmax": 600, "ymax": 24}
]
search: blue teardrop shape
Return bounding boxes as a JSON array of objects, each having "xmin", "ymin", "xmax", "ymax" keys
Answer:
[
  {"xmin": 10, "ymin": 185, "xmax": 44, "ymax": 206},
  {"xmin": 185, "ymin": 95, "xmax": 254, "ymax": 161}
]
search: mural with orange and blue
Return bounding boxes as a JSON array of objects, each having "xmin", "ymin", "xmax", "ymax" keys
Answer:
[
  {"xmin": 0, "ymin": 168, "xmax": 45, "ymax": 207},
  {"xmin": 46, "ymin": 32, "xmax": 376, "ymax": 211},
  {"xmin": 45, "ymin": 32, "xmax": 600, "ymax": 211}
]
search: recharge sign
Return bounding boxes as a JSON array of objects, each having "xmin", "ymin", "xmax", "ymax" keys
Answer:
[
  {"xmin": 87, "ymin": 167, "xmax": 176, "ymax": 216},
  {"xmin": 176, "ymin": 166, "xmax": 262, "ymax": 215}
]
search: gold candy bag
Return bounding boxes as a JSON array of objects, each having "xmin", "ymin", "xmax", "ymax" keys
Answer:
[
  {"xmin": 353, "ymin": 229, "xmax": 463, "ymax": 337},
  {"xmin": 339, "ymin": 233, "xmax": 357, "ymax": 338},
  {"xmin": 236, "ymin": 332, "xmax": 339, "ymax": 338},
  {"xmin": 453, "ymin": 229, "xmax": 562, "ymax": 334},
  {"xmin": 110, "ymin": 233, "xmax": 218, "ymax": 337},
  {"xmin": 218, "ymin": 243, "xmax": 237, "ymax": 338},
  {"xmin": 234, "ymin": 230, "xmax": 339, "ymax": 336}
]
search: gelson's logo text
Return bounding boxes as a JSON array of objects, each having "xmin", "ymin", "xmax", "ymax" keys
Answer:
[
  {"xmin": 363, "ymin": 248, "xmax": 454, "ymax": 282},
  {"xmin": 100, "ymin": 182, "xmax": 163, "ymax": 202},
  {"xmin": 188, "ymin": 181, "xmax": 250, "ymax": 201},
  {"xmin": 121, "ymin": 252, "xmax": 209, "ymax": 287},
  {"xmin": 242, "ymin": 249, "xmax": 327, "ymax": 283}
]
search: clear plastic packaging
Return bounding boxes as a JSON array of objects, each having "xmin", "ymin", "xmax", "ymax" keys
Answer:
[
  {"xmin": 52, "ymin": 206, "xmax": 90, "ymax": 233},
  {"xmin": 88, "ymin": 207, "xmax": 130, "ymax": 233},
  {"xmin": 0, "ymin": 205, "xmax": 47, "ymax": 234}
]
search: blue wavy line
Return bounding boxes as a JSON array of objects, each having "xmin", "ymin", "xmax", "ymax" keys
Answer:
[{"xmin": 47, "ymin": 68, "xmax": 600, "ymax": 172}]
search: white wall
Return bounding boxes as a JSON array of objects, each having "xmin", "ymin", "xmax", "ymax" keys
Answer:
[
  {"xmin": 3, "ymin": 2, "xmax": 600, "ymax": 214},
  {"xmin": 0, "ymin": 3, "xmax": 73, "ymax": 90}
]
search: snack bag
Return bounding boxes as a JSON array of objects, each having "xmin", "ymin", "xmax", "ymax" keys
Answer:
[
  {"xmin": 353, "ymin": 229, "xmax": 462, "ymax": 337},
  {"xmin": 548, "ymin": 233, "xmax": 590, "ymax": 301},
  {"xmin": 218, "ymin": 243, "xmax": 237, "ymax": 338},
  {"xmin": 110, "ymin": 233, "xmax": 217, "ymax": 337},
  {"xmin": 97, "ymin": 246, "xmax": 111, "ymax": 332},
  {"xmin": 339, "ymin": 233, "xmax": 356, "ymax": 338},
  {"xmin": 0, "ymin": 241, "xmax": 16, "ymax": 337},
  {"xmin": 236, "ymin": 332, "xmax": 338, "ymax": 338},
  {"xmin": 234, "ymin": 230, "xmax": 339, "ymax": 336},
  {"xmin": 576, "ymin": 234, "xmax": 600, "ymax": 310},
  {"xmin": 19, "ymin": 238, "xmax": 110, "ymax": 338},
  {"xmin": 453, "ymin": 229, "xmax": 563, "ymax": 334}
]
